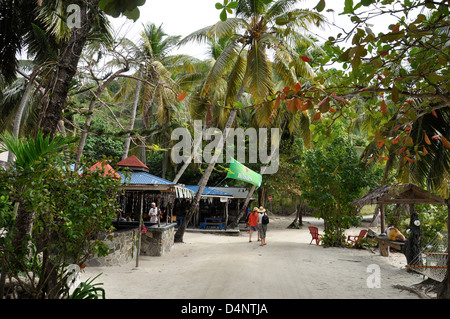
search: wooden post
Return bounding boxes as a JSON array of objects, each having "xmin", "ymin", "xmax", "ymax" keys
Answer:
[
  {"xmin": 225, "ymin": 199, "xmax": 229, "ymax": 230},
  {"xmin": 135, "ymin": 192, "xmax": 144, "ymax": 268},
  {"xmin": 380, "ymin": 204, "xmax": 385, "ymax": 234}
]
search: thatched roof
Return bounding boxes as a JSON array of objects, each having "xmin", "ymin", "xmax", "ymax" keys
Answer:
[{"xmin": 353, "ymin": 184, "xmax": 445, "ymax": 207}]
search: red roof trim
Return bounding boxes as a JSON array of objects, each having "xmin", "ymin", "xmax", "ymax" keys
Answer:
[{"xmin": 117, "ymin": 155, "xmax": 149, "ymax": 169}]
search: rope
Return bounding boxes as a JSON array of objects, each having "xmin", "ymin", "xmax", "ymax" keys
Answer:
[{"xmin": 408, "ymin": 231, "xmax": 448, "ymax": 281}]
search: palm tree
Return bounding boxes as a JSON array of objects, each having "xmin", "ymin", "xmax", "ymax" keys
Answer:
[{"xmin": 174, "ymin": 0, "xmax": 326, "ymax": 242}]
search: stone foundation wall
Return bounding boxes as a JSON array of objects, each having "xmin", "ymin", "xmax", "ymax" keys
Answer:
[
  {"xmin": 86, "ymin": 228, "xmax": 137, "ymax": 267},
  {"xmin": 86, "ymin": 223, "xmax": 176, "ymax": 267},
  {"xmin": 140, "ymin": 224, "xmax": 176, "ymax": 256}
]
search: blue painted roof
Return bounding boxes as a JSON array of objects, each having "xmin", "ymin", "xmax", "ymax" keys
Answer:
[
  {"xmin": 185, "ymin": 185, "xmax": 232, "ymax": 197},
  {"xmin": 118, "ymin": 171, "xmax": 175, "ymax": 185}
]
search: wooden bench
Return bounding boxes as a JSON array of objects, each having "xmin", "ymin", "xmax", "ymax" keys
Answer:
[
  {"xmin": 200, "ymin": 218, "xmax": 225, "ymax": 230},
  {"xmin": 374, "ymin": 235, "xmax": 405, "ymax": 257}
]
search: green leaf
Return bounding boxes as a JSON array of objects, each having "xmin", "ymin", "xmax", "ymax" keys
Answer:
[
  {"xmin": 228, "ymin": 1, "xmax": 238, "ymax": 9},
  {"xmin": 316, "ymin": 0, "xmax": 325, "ymax": 12},
  {"xmin": 215, "ymin": 2, "xmax": 224, "ymax": 9},
  {"xmin": 220, "ymin": 9, "xmax": 227, "ymax": 21},
  {"xmin": 344, "ymin": 0, "xmax": 354, "ymax": 14}
]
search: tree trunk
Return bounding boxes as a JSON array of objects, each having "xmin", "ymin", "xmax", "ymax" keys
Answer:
[
  {"xmin": 172, "ymin": 119, "xmax": 206, "ymax": 184},
  {"xmin": 404, "ymin": 204, "xmax": 423, "ymax": 266},
  {"xmin": 7, "ymin": 71, "xmax": 36, "ymax": 165},
  {"xmin": 122, "ymin": 65, "xmax": 144, "ymax": 160},
  {"xmin": 75, "ymin": 65, "xmax": 130, "ymax": 168},
  {"xmin": 174, "ymin": 109, "xmax": 238, "ymax": 243},
  {"xmin": 38, "ymin": 1, "xmax": 98, "ymax": 139},
  {"xmin": 437, "ymin": 198, "xmax": 450, "ymax": 299}
]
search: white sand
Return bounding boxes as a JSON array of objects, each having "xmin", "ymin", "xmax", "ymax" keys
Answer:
[{"xmin": 80, "ymin": 216, "xmax": 424, "ymax": 299}]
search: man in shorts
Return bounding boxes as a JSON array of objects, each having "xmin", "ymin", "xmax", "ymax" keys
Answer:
[{"xmin": 248, "ymin": 207, "xmax": 260, "ymax": 242}]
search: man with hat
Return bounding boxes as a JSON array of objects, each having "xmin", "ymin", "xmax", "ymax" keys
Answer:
[{"xmin": 248, "ymin": 207, "xmax": 260, "ymax": 242}]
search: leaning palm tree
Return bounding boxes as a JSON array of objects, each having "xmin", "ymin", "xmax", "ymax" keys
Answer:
[{"xmin": 174, "ymin": 0, "xmax": 326, "ymax": 242}]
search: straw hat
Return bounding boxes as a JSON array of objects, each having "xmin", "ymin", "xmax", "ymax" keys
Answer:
[
  {"xmin": 259, "ymin": 206, "xmax": 266, "ymax": 212},
  {"xmin": 253, "ymin": 207, "xmax": 260, "ymax": 212}
]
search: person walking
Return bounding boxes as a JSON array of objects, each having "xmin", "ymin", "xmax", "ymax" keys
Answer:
[
  {"xmin": 248, "ymin": 207, "xmax": 260, "ymax": 242},
  {"xmin": 258, "ymin": 206, "xmax": 268, "ymax": 246}
]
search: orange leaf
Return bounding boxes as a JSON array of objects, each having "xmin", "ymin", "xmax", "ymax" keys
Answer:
[
  {"xmin": 177, "ymin": 91, "xmax": 187, "ymax": 101},
  {"xmin": 424, "ymin": 132, "xmax": 431, "ymax": 145},
  {"xmin": 423, "ymin": 146, "xmax": 428, "ymax": 154},
  {"xmin": 329, "ymin": 107, "xmax": 336, "ymax": 113},
  {"xmin": 274, "ymin": 95, "xmax": 281, "ymax": 110},
  {"xmin": 442, "ymin": 136, "xmax": 450, "ymax": 149},
  {"xmin": 377, "ymin": 140, "xmax": 384, "ymax": 148},
  {"xmin": 380, "ymin": 100, "xmax": 387, "ymax": 115},
  {"xmin": 313, "ymin": 112, "xmax": 321, "ymax": 121},
  {"xmin": 405, "ymin": 156, "xmax": 414, "ymax": 163},
  {"xmin": 295, "ymin": 83, "xmax": 301, "ymax": 92},
  {"xmin": 399, "ymin": 146, "xmax": 406, "ymax": 154},
  {"xmin": 392, "ymin": 24, "xmax": 400, "ymax": 33},
  {"xmin": 431, "ymin": 110, "xmax": 438, "ymax": 118},
  {"xmin": 294, "ymin": 98, "xmax": 304, "ymax": 110},
  {"xmin": 393, "ymin": 136, "xmax": 399, "ymax": 144}
]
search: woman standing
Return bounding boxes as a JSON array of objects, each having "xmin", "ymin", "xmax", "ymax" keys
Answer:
[{"xmin": 248, "ymin": 207, "xmax": 260, "ymax": 242}]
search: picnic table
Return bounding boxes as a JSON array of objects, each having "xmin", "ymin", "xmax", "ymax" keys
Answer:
[{"xmin": 200, "ymin": 218, "xmax": 226, "ymax": 230}]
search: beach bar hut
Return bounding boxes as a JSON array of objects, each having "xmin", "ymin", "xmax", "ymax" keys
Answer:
[
  {"xmin": 184, "ymin": 185, "xmax": 233, "ymax": 228},
  {"xmin": 353, "ymin": 184, "xmax": 447, "ymax": 275}
]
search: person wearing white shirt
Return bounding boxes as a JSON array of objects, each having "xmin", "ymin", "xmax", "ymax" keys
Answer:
[{"xmin": 149, "ymin": 202, "xmax": 159, "ymax": 226}]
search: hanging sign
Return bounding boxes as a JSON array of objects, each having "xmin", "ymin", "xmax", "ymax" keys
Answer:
[{"xmin": 226, "ymin": 158, "xmax": 262, "ymax": 187}]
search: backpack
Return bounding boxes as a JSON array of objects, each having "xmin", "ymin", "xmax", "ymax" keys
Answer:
[{"xmin": 262, "ymin": 213, "xmax": 269, "ymax": 225}]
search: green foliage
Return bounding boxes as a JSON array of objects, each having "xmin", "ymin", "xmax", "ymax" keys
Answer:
[
  {"xmin": 69, "ymin": 274, "xmax": 106, "ymax": 299},
  {"xmin": 299, "ymin": 135, "xmax": 381, "ymax": 247},
  {"xmin": 0, "ymin": 131, "xmax": 121, "ymax": 298},
  {"xmin": 215, "ymin": 0, "xmax": 239, "ymax": 21},
  {"xmin": 99, "ymin": 0, "xmax": 146, "ymax": 21}
]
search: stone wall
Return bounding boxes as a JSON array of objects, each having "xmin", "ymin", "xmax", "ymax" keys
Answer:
[
  {"xmin": 86, "ymin": 228, "xmax": 137, "ymax": 267},
  {"xmin": 86, "ymin": 223, "xmax": 176, "ymax": 267},
  {"xmin": 140, "ymin": 223, "xmax": 176, "ymax": 256}
]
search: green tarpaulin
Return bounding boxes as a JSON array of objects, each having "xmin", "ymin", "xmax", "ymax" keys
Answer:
[{"xmin": 226, "ymin": 158, "xmax": 262, "ymax": 187}]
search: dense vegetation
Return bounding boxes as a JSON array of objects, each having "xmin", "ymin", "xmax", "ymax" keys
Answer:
[{"xmin": 0, "ymin": 0, "xmax": 448, "ymax": 298}]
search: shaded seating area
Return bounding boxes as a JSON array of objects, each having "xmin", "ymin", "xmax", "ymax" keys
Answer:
[{"xmin": 353, "ymin": 184, "xmax": 447, "ymax": 274}]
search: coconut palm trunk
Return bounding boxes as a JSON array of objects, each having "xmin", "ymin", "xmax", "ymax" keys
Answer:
[
  {"xmin": 174, "ymin": 108, "xmax": 238, "ymax": 242},
  {"xmin": 39, "ymin": 1, "xmax": 98, "ymax": 139}
]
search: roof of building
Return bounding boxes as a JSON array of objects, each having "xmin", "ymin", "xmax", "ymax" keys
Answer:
[
  {"xmin": 185, "ymin": 185, "xmax": 232, "ymax": 197},
  {"xmin": 117, "ymin": 155, "xmax": 149, "ymax": 170},
  {"xmin": 118, "ymin": 171, "xmax": 174, "ymax": 185},
  {"xmin": 210, "ymin": 186, "xmax": 252, "ymax": 199},
  {"xmin": 353, "ymin": 183, "xmax": 445, "ymax": 206},
  {"xmin": 89, "ymin": 161, "xmax": 121, "ymax": 179}
]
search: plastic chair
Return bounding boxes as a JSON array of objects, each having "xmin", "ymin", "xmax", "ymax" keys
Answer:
[
  {"xmin": 308, "ymin": 226, "xmax": 322, "ymax": 245},
  {"xmin": 347, "ymin": 229, "xmax": 368, "ymax": 244}
]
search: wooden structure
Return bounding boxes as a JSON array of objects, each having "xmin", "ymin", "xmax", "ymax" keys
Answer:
[
  {"xmin": 184, "ymin": 185, "xmax": 232, "ymax": 229},
  {"xmin": 353, "ymin": 184, "xmax": 446, "ymax": 264},
  {"xmin": 114, "ymin": 156, "xmax": 194, "ymax": 229}
]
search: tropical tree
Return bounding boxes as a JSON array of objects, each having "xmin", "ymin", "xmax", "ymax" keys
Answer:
[
  {"xmin": 315, "ymin": 0, "xmax": 449, "ymax": 298},
  {"xmin": 174, "ymin": 0, "xmax": 327, "ymax": 242}
]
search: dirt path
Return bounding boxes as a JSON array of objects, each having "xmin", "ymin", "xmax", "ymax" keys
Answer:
[{"xmin": 80, "ymin": 216, "xmax": 423, "ymax": 299}]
